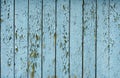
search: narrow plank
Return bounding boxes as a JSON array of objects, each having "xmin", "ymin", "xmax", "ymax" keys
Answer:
[
  {"xmin": 56, "ymin": 0, "xmax": 70, "ymax": 77},
  {"xmin": 97, "ymin": 0, "xmax": 110, "ymax": 78},
  {"xmin": 109, "ymin": 0, "xmax": 120, "ymax": 78},
  {"xmin": 15, "ymin": 0, "xmax": 28, "ymax": 77},
  {"xmin": 42, "ymin": 0, "xmax": 56, "ymax": 77},
  {"xmin": 1, "ymin": 0, "xmax": 14, "ymax": 77},
  {"xmin": 28, "ymin": 0, "xmax": 42, "ymax": 78},
  {"xmin": 70, "ymin": 0, "xmax": 82, "ymax": 78},
  {"xmin": 83, "ymin": 0, "xmax": 96, "ymax": 78}
]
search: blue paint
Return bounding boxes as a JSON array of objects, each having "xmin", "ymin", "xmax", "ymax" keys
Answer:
[{"xmin": 1, "ymin": 0, "xmax": 120, "ymax": 78}]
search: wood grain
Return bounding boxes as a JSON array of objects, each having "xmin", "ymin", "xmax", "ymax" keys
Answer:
[
  {"xmin": 83, "ymin": 0, "xmax": 96, "ymax": 78},
  {"xmin": 56, "ymin": 0, "xmax": 70, "ymax": 78},
  {"xmin": 15, "ymin": 0, "xmax": 28, "ymax": 77},
  {"xmin": 0, "ymin": 0, "xmax": 120, "ymax": 78},
  {"xmin": 28, "ymin": 0, "xmax": 42, "ymax": 78},
  {"xmin": 110, "ymin": 0, "xmax": 120, "ymax": 78},
  {"xmin": 70, "ymin": 0, "xmax": 82, "ymax": 78},
  {"xmin": 1, "ymin": 0, "xmax": 14, "ymax": 77},
  {"xmin": 43, "ymin": 0, "xmax": 56, "ymax": 77},
  {"xmin": 97, "ymin": 0, "xmax": 110, "ymax": 78}
]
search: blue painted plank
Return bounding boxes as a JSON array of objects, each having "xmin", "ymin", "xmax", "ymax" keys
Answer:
[
  {"xmin": 28, "ymin": 0, "xmax": 42, "ymax": 78},
  {"xmin": 43, "ymin": 0, "xmax": 56, "ymax": 77},
  {"xmin": 97, "ymin": 0, "xmax": 110, "ymax": 78},
  {"xmin": 109, "ymin": 0, "xmax": 120, "ymax": 78},
  {"xmin": 1, "ymin": 0, "xmax": 14, "ymax": 77},
  {"xmin": 70, "ymin": 0, "xmax": 82, "ymax": 78},
  {"xmin": 83, "ymin": 0, "xmax": 96, "ymax": 78},
  {"xmin": 56, "ymin": 0, "xmax": 70, "ymax": 78},
  {"xmin": 15, "ymin": 0, "xmax": 28, "ymax": 77}
]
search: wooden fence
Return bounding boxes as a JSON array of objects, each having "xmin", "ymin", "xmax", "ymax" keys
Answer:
[{"xmin": 0, "ymin": 0, "xmax": 120, "ymax": 78}]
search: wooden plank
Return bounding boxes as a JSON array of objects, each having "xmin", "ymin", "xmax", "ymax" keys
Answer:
[
  {"xmin": 15, "ymin": 0, "xmax": 28, "ymax": 77},
  {"xmin": 56, "ymin": 0, "xmax": 70, "ymax": 77},
  {"xmin": 1, "ymin": 0, "xmax": 14, "ymax": 77},
  {"xmin": 97, "ymin": 0, "xmax": 110, "ymax": 78},
  {"xmin": 28, "ymin": 0, "xmax": 42, "ymax": 78},
  {"xmin": 83, "ymin": 0, "xmax": 96, "ymax": 78},
  {"xmin": 70, "ymin": 0, "xmax": 82, "ymax": 78},
  {"xmin": 42, "ymin": 0, "xmax": 55, "ymax": 77},
  {"xmin": 109, "ymin": 0, "xmax": 120, "ymax": 78}
]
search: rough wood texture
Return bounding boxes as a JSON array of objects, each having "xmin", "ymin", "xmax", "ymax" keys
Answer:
[
  {"xmin": 43, "ymin": 0, "xmax": 55, "ymax": 77},
  {"xmin": 1, "ymin": 0, "xmax": 14, "ymax": 77},
  {"xmin": 56, "ymin": 0, "xmax": 70, "ymax": 78},
  {"xmin": 15, "ymin": 0, "xmax": 28, "ymax": 77},
  {"xmin": 28, "ymin": 0, "xmax": 42, "ymax": 78},
  {"xmin": 97, "ymin": 0, "xmax": 110, "ymax": 78},
  {"xmin": 70, "ymin": 0, "xmax": 82, "ymax": 78},
  {"xmin": 109, "ymin": 0, "xmax": 120, "ymax": 78},
  {"xmin": 0, "ymin": 0, "xmax": 120, "ymax": 78},
  {"xmin": 83, "ymin": 0, "xmax": 96, "ymax": 78}
]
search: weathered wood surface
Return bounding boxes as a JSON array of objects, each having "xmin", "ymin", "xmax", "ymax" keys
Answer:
[
  {"xmin": 1, "ymin": 0, "xmax": 14, "ymax": 78},
  {"xmin": 43, "ymin": 0, "xmax": 55, "ymax": 77},
  {"xmin": 15, "ymin": 0, "xmax": 28, "ymax": 77},
  {"xmin": 97, "ymin": 0, "xmax": 110, "ymax": 78},
  {"xmin": 56, "ymin": 0, "xmax": 70, "ymax": 78},
  {"xmin": 109, "ymin": 0, "xmax": 120, "ymax": 77},
  {"xmin": 0, "ymin": 0, "xmax": 120, "ymax": 78},
  {"xmin": 83, "ymin": 0, "xmax": 96, "ymax": 78},
  {"xmin": 28, "ymin": 0, "xmax": 42, "ymax": 78},
  {"xmin": 70, "ymin": 0, "xmax": 82, "ymax": 78}
]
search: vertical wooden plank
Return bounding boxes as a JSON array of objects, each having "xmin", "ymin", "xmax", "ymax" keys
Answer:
[
  {"xmin": 97, "ymin": 0, "xmax": 110, "ymax": 78},
  {"xmin": 28, "ymin": 0, "xmax": 42, "ymax": 78},
  {"xmin": 15, "ymin": 0, "xmax": 28, "ymax": 77},
  {"xmin": 1, "ymin": 0, "xmax": 14, "ymax": 77},
  {"xmin": 56, "ymin": 0, "xmax": 70, "ymax": 78},
  {"xmin": 42, "ymin": 0, "xmax": 55, "ymax": 77},
  {"xmin": 70, "ymin": 0, "xmax": 82, "ymax": 78},
  {"xmin": 110, "ymin": 0, "xmax": 120, "ymax": 78},
  {"xmin": 83, "ymin": 0, "xmax": 96, "ymax": 78}
]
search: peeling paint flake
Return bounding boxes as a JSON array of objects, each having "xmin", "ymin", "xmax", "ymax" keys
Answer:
[
  {"xmin": 35, "ymin": 34, "xmax": 40, "ymax": 40},
  {"xmin": 0, "ymin": 18, "xmax": 3, "ymax": 22},
  {"xmin": 31, "ymin": 63, "xmax": 35, "ymax": 78},
  {"xmin": 30, "ymin": 51, "xmax": 39, "ymax": 58}
]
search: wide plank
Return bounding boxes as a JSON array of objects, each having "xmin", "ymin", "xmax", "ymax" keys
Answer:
[
  {"xmin": 70, "ymin": 0, "xmax": 82, "ymax": 78},
  {"xmin": 42, "ymin": 0, "xmax": 56, "ymax": 77},
  {"xmin": 97, "ymin": 0, "xmax": 110, "ymax": 78},
  {"xmin": 28, "ymin": 0, "xmax": 42, "ymax": 78},
  {"xmin": 56, "ymin": 0, "xmax": 70, "ymax": 78},
  {"xmin": 15, "ymin": 0, "xmax": 28, "ymax": 77},
  {"xmin": 83, "ymin": 0, "xmax": 96, "ymax": 78},
  {"xmin": 1, "ymin": 0, "xmax": 14, "ymax": 77},
  {"xmin": 109, "ymin": 0, "xmax": 120, "ymax": 78}
]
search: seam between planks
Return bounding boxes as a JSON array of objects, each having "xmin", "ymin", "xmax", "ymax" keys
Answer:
[
  {"xmin": 0, "ymin": 0, "xmax": 1, "ymax": 77},
  {"xmin": 82, "ymin": 0, "xmax": 84, "ymax": 78},
  {"xmin": 95, "ymin": 0, "xmax": 98, "ymax": 78},
  {"xmin": 41, "ymin": 0, "xmax": 43, "ymax": 78},
  {"xmin": 55, "ymin": 0, "xmax": 57, "ymax": 77},
  {"xmin": 13, "ymin": 0, "xmax": 15, "ymax": 78},
  {"xmin": 69, "ymin": 0, "xmax": 71, "ymax": 78},
  {"xmin": 27, "ymin": 0, "xmax": 29, "ymax": 78}
]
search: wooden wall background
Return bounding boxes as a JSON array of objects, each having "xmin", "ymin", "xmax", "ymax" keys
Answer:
[{"xmin": 0, "ymin": 0, "xmax": 120, "ymax": 78}]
